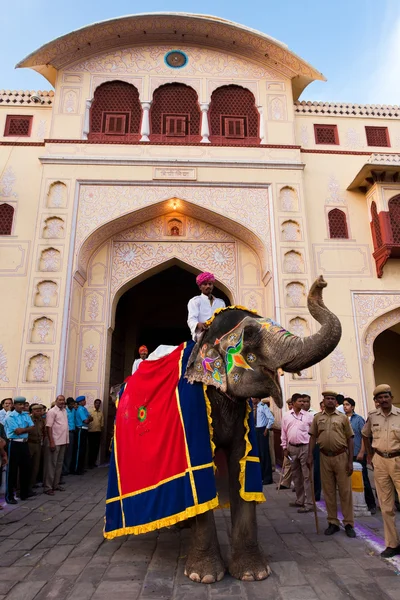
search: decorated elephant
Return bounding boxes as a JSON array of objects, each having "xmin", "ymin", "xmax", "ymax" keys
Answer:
[{"xmin": 105, "ymin": 276, "xmax": 341, "ymax": 584}]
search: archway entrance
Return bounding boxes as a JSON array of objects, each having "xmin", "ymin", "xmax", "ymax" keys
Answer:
[
  {"xmin": 373, "ymin": 324, "xmax": 400, "ymax": 406},
  {"xmin": 110, "ymin": 265, "xmax": 230, "ymax": 386}
]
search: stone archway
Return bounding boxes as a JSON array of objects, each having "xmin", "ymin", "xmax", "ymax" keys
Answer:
[
  {"xmin": 360, "ymin": 305, "xmax": 400, "ymax": 411},
  {"xmin": 63, "ymin": 209, "xmax": 270, "ymax": 417}
]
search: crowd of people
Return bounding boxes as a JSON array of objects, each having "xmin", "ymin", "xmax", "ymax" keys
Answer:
[
  {"xmin": 256, "ymin": 386, "xmax": 400, "ymax": 559},
  {"xmin": 0, "ymin": 394, "xmax": 104, "ymax": 507}
]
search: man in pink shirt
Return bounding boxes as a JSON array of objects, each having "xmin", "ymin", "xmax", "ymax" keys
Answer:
[
  {"xmin": 43, "ymin": 395, "xmax": 69, "ymax": 495},
  {"xmin": 281, "ymin": 394, "xmax": 314, "ymax": 513}
]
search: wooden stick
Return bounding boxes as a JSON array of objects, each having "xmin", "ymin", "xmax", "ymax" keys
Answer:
[
  {"xmin": 309, "ymin": 464, "xmax": 320, "ymax": 535},
  {"xmin": 277, "ymin": 456, "xmax": 286, "ymax": 491}
]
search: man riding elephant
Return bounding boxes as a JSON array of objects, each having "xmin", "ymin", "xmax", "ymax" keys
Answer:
[{"xmin": 105, "ymin": 275, "xmax": 341, "ymax": 584}]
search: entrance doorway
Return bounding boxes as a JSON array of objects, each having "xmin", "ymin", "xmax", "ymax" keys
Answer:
[
  {"xmin": 373, "ymin": 324, "xmax": 400, "ymax": 406},
  {"xmin": 109, "ymin": 264, "xmax": 230, "ymax": 386},
  {"xmin": 105, "ymin": 265, "xmax": 230, "ymax": 452}
]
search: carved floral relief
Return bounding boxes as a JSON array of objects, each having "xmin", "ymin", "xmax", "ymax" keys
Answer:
[{"xmin": 0, "ymin": 344, "xmax": 9, "ymax": 382}]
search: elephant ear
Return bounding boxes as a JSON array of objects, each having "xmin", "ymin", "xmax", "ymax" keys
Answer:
[{"xmin": 185, "ymin": 341, "xmax": 227, "ymax": 392}]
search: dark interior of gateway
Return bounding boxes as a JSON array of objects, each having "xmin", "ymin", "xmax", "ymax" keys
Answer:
[{"xmin": 105, "ymin": 265, "xmax": 230, "ymax": 447}]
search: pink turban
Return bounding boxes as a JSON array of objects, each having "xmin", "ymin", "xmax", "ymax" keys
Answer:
[{"xmin": 196, "ymin": 272, "xmax": 215, "ymax": 286}]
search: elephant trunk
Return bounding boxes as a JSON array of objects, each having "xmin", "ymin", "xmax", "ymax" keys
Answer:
[{"xmin": 278, "ymin": 276, "xmax": 341, "ymax": 373}]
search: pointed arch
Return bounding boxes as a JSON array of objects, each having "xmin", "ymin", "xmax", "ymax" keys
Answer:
[
  {"xmin": 328, "ymin": 208, "xmax": 348, "ymax": 239},
  {"xmin": 89, "ymin": 80, "xmax": 142, "ymax": 142},
  {"xmin": 150, "ymin": 83, "xmax": 201, "ymax": 143},
  {"xmin": 0, "ymin": 203, "xmax": 14, "ymax": 235},
  {"xmin": 209, "ymin": 85, "xmax": 260, "ymax": 145}
]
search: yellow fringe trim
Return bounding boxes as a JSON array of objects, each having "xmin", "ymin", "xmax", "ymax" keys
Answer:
[
  {"xmin": 103, "ymin": 497, "xmax": 219, "ymax": 539},
  {"xmin": 239, "ymin": 402, "xmax": 266, "ymax": 503},
  {"xmin": 203, "ymin": 384, "xmax": 216, "ymax": 470},
  {"xmin": 204, "ymin": 305, "xmax": 258, "ymax": 328}
]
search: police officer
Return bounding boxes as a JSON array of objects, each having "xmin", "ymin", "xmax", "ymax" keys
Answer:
[
  {"xmin": 4, "ymin": 396, "xmax": 35, "ymax": 504},
  {"xmin": 362, "ymin": 384, "xmax": 400, "ymax": 558},
  {"xmin": 307, "ymin": 390, "xmax": 356, "ymax": 538}
]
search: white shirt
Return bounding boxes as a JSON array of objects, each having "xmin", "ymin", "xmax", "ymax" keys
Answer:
[
  {"xmin": 187, "ymin": 294, "xmax": 226, "ymax": 340},
  {"xmin": 132, "ymin": 358, "xmax": 144, "ymax": 374}
]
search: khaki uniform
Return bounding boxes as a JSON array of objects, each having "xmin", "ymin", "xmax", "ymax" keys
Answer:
[
  {"xmin": 310, "ymin": 410, "xmax": 354, "ymax": 526},
  {"xmin": 362, "ymin": 406, "xmax": 400, "ymax": 548},
  {"xmin": 28, "ymin": 416, "xmax": 45, "ymax": 489}
]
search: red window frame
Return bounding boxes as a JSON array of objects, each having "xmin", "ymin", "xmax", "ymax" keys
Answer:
[
  {"xmin": 365, "ymin": 126, "xmax": 390, "ymax": 147},
  {"xmin": 163, "ymin": 115, "xmax": 188, "ymax": 137},
  {"xmin": 314, "ymin": 124, "xmax": 339, "ymax": 145},
  {"xmin": 4, "ymin": 115, "xmax": 33, "ymax": 137},
  {"xmin": 101, "ymin": 112, "xmax": 130, "ymax": 135},
  {"xmin": 221, "ymin": 115, "xmax": 247, "ymax": 139}
]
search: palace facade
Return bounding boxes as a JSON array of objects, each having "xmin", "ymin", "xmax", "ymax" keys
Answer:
[{"xmin": 1, "ymin": 13, "xmax": 399, "ymax": 423}]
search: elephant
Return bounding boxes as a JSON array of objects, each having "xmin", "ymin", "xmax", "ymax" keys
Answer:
[
  {"xmin": 108, "ymin": 275, "xmax": 341, "ymax": 584},
  {"xmin": 181, "ymin": 275, "xmax": 341, "ymax": 583}
]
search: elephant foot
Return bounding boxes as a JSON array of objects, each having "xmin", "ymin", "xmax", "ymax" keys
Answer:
[
  {"xmin": 184, "ymin": 550, "xmax": 225, "ymax": 584},
  {"xmin": 229, "ymin": 547, "xmax": 271, "ymax": 581}
]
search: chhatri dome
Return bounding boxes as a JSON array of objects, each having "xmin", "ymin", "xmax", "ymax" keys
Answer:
[{"xmin": 17, "ymin": 12, "xmax": 325, "ymax": 99}]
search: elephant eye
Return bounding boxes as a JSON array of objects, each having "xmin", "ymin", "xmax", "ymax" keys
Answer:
[{"xmin": 247, "ymin": 353, "xmax": 256, "ymax": 363}]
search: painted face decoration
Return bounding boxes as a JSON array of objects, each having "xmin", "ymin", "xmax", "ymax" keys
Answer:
[
  {"xmin": 186, "ymin": 309, "xmax": 292, "ymax": 391},
  {"xmin": 225, "ymin": 331, "xmax": 253, "ymax": 374}
]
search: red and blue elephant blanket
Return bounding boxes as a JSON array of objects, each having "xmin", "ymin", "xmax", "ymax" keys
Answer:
[{"xmin": 104, "ymin": 340, "xmax": 265, "ymax": 539}]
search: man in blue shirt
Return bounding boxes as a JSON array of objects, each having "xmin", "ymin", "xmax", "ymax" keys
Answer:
[
  {"xmin": 252, "ymin": 398, "xmax": 275, "ymax": 485},
  {"xmin": 73, "ymin": 396, "xmax": 92, "ymax": 475},
  {"xmin": 4, "ymin": 396, "xmax": 35, "ymax": 504},
  {"xmin": 62, "ymin": 397, "xmax": 76, "ymax": 476}
]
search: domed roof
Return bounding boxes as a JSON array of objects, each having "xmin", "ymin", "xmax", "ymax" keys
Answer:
[{"xmin": 16, "ymin": 13, "xmax": 325, "ymax": 99}]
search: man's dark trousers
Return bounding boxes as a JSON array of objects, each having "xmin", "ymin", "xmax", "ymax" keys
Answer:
[
  {"xmin": 256, "ymin": 426, "xmax": 273, "ymax": 485},
  {"xmin": 6, "ymin": 440, "xmax": 31, "ymax": 502},
  {"xmin": 74, "ymin": 428, "xmax": 88, "ymax": 474},
  {"xmin": 62, "ymin": 430, "xmax": 75, "ymax": 476},
  {"xmin": 88, "ymin": 432, "xmax": 101, "ymax": 468}
]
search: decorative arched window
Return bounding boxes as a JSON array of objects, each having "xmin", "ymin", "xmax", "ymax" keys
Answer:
[
  {"xmin": 89, "ymin": 81, "xmax": 142, "ymax": 142},
  {"xmin": 150, "ymin": 83, "xmax": 201, "ymax": 143},
  {"xmin": 371, "ymin": 201, "xmax": 382, "ymax": 250},
  {"xmin": 209, "ymin": 85, "xmax": 259, "ymax": 145},
  {"xmin": 0, "ymin": 203, "xmax": 14, "ymax": 235},
  {"xmin": 328, "ymin": 208, "xmax": 348, "ymax": 239},
  {"xmin": 388, "ymin": 196, "xmax": 400, "ymax": 244}
]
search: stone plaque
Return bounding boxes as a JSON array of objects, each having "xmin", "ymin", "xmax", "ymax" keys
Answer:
[{"xmin": 153, "ymin": 167, "xmax": 197, "ymax": 181}]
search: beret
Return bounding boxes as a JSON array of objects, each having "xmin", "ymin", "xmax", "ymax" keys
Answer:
[
  {"xmin": 373, "ymin": 384, "xmax": 391, "ymax": 398},
  {"xmin": 321, "ymin": 390, "xmax": 338, "ymax": 397},
  {"xmin": 76, "ymin": 395, "xmax": 86, "ymax": 403},
  {"xmin": 13, "ymin": 396, "xmax": 27, "ymax": 403}
]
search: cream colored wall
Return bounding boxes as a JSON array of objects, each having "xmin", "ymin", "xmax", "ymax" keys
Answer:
[
  {"xmin": 294, "ymin": 115, "xmax": 400, "ymax": 413},
  {"xmin": 2, "ymin": 42, "xmax": 400, "ymax": 416},
  {"xmin": 0, "ymin": 105, "xmax": 52, "ymax": 142},
  {"xmin": 49, "ymin": 44, "xmax": 294, "ymax": 145}
]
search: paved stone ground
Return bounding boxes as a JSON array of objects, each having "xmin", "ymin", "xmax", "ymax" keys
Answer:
[{"xmin": 1, "ymin": 468, "xmax": 400, "ymax": 600}]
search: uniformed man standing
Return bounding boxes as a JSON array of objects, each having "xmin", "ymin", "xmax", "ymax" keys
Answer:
[
  {"xmin": 362, "ymin": 384, "xmax": 400, "ymax": 558},
  {"xmin": 307, "ymin": 390, "xmax": 356, "ymax": 538},
  {"xmin": 4, "ymin": 396, "xmax": 35, "ymax": 504},
  {"xmin": 73, "ymin": 396, "xmax": 92, "ymax": 475}
]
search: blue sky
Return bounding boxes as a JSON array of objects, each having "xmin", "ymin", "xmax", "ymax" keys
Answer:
[{"xmin": 2, "ymin": 0, "xmax": 400, "ymax": 104}]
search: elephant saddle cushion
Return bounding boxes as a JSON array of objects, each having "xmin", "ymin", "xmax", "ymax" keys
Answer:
[{"xmin": 104, "ymin": 340, "xmax": 265, "ymax": 539}]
